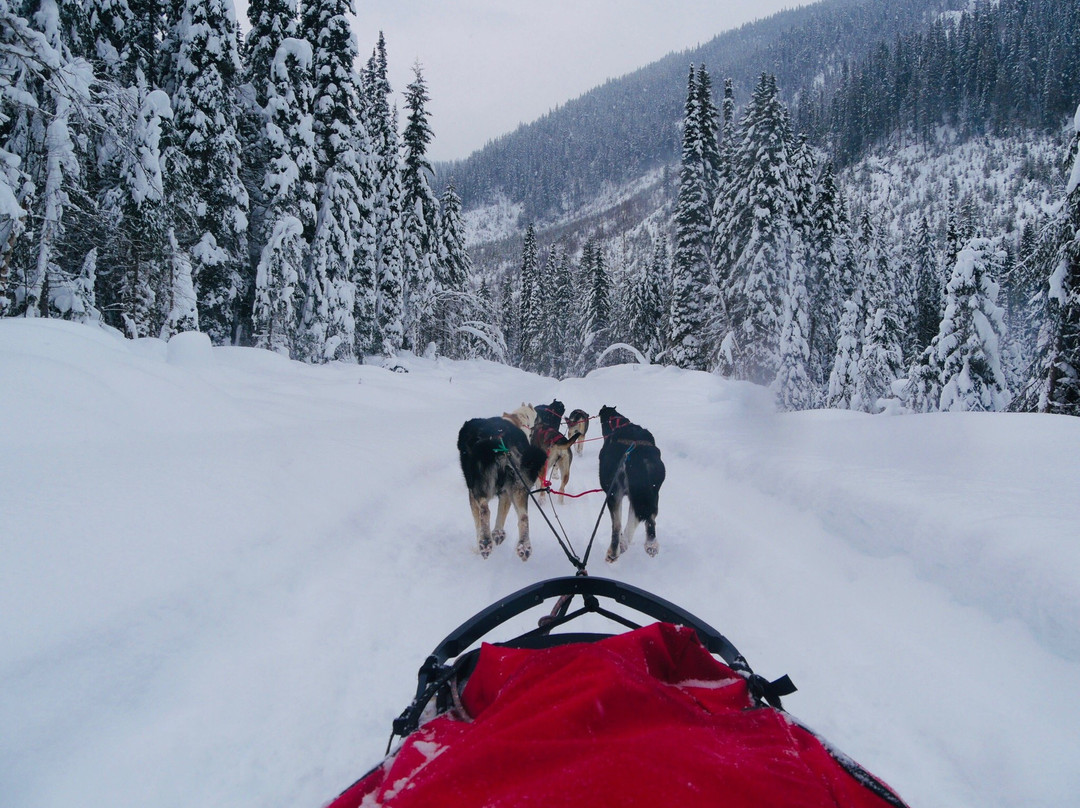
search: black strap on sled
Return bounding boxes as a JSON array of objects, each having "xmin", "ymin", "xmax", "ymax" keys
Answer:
[{"xmin": 389, "ymin": 576, "xmax": 796, "ymax": 745}]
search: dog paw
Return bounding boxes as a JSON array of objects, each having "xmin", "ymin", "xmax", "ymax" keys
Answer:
[
  {"xmin": 605, "ymin": 546, "xmax": 620, "ymax": 563},
  {"xmin": 479, "ymin": 536, "xmax": 493, "ymax": 559},
  {"xmin": 492, "ymin": 528, "xmax": 506, "ymax": 546},
  {"xmin": 516, "ymin": 538, "xmax": 532, "ymax": 561},
  {"xmin": 645, "ymin": 539, "xmax": 659, "ymax": 557}
]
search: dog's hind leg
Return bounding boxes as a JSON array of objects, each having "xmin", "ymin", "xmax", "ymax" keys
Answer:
[
  {"xmin": 556, "ymin": 451, "xmax": 571, "ymax": 493},
  {"xmin": 511, "ymin": 487, "xmax": 532, "ymax": 561},
  {"xmin": 605, "ymin": 495, "xmax": 624, "ymax": 563},
  {"xmin": 644, "ymin": 516, "xmax": 659, "ymax": 557},
  {"xmin": 492, "ymin": 492, "xmax": 510, "ymax": 546},
  {"xmin": 623, "ymin": 509, "xmax": 640, "ymax": 552},
  {"xmin": 470, "ymin": 493, "xmax": 493, "ymax": 558}
]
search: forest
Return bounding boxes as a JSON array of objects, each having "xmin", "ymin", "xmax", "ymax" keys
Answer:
[
  {"xmin": 2, "ymin": 0, "xmax": 1077, "ymax": 414},
  {"xmin": 1, "ymin": 0, "xmax": 494, "ymax": 363}
]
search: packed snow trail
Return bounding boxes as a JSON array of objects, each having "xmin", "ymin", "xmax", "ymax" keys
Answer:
[{"xmin": 2, "ymin": 319, "xmax": 1079, "ymax": 808}]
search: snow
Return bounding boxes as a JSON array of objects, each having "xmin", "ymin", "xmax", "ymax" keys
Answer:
[{"xmin": 3, "ymin": 318, "xmax": 1080, "ymax": 808}]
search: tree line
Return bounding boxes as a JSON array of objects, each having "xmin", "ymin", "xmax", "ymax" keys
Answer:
[
  {"xmin": 0, "ymin": 0, "xmax": 497, "ymax": 362},
  {"xmin": 662, "ymin": 67, "xmax": 1079, "ymax": 415},
  {"xmin": 497, "ymin": 63, "xmax": 1078, "ymax": 417}
]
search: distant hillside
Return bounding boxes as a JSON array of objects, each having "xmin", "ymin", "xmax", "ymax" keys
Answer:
[{"xmin": 438, "ymin": 0, "xmax": 965, "ymax": 223}]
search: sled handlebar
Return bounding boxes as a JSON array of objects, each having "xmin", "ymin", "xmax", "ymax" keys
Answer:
[{"xmin": 391, "ymin": 576, "xmax": 793, "ymax": 739}]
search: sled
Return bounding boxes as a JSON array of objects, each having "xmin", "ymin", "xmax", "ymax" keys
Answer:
[{"xmin": 325, "ymin": 575, "xmax": 909, "ymax": 808}]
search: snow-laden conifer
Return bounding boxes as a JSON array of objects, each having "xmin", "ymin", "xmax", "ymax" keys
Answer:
[
  {"xmin": 251, "ymin": 37, "xmax": 315, "ymax": 356},
  {"xmin": 401, "ymin": 63, "xmax": 441, "ymax": 352},
  {"xmin": 1018, "ymin": 104, "xmax": 1080, "ymax": 415},
  {"xmin": 626, "ymin": 236, "xmax": 668, "ymax": 362},
  {"xmin": 517, "ymin": 225, "xmax": 542, "ymax": 372},
  {"xmin": 826, "ymin": 298, "xmax": 862, "ymax": 409},
  {"xmin": 853, "ymin": 214, "xmax": 905, "ymax": 412},
  {"xmin": 300, "ymin": 0, "xmax": 375, "ymax": 361},
  {"xmin": 774, "ymin": 242, "xmax": 815, "ymax": 410},
  {"xmin": 170, "ymin": 0, "xmax": 249, "ymax": 343},
  {"xmin": 806, "ymin": 163, "xmax": 850, "ymax": 387},
  {"xmin": 720, "ymin": 74, "xmax": 798, "ymax": 384},
  {"xmin": 434, "ymin": 181, "xmax": 474, "ymax": 357},
  {"xmin": 927, "ymin": 238, "xmax": 1011, "ymax": 412},
  {"xmin": 579, "ymin": 236, "xmax": 612, "ymax": 372},
  {"xmin": 668, "ymin": 65, "xmax": 712, "ymax": 370}
]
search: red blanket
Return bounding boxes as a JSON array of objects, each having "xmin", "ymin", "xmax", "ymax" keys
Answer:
[{"xmin": 328, "ymin": 623, "xmax": 906, "ymax": 808}]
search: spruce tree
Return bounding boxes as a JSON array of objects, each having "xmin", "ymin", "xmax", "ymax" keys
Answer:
[
  {"xmin": 668, "ymin": 65, "xmax": 711, "ymax": 370},
  {"xmin": 580, "ymin": 236, "xmax": 612, "ymax": 371},
  {"xmin": 251, "ymin": 37, "xmax": 315, "ymax": 356},
  {"xmin": 300, "ymin": 0, "xmax": 374, "ymax": 361},
  {"xmin": 720, "ymin": 74, "xmax": 799, "ymax": 385},
  {"xmin": 826, "ymin": 298, "xmax": 862, "ymax": 409},
  {"xmin": 170, "ymin": 0, "xmax": 249, "ymax": 343},
  {"xmin": 1, "ymin": 1, "xmax": 93, "ymax": 320},
  {"xmin": 774, "ymin": 241, "xmax": 814, "ymax": 410},
  {"xmin": 807, "ymin": 163, "xmax": 848, "ymax": 388},
  {"xmin": 853, "ymin": 214, "xmax": 905, "ymax": 413},
  {"xmin": 517, "ymin": 225, "xmax": 542, "ymax": 372},
  {"xmin": 364, "ymin": 33, "xmax": 405, "ymax": 356},
  {"xmin": 933, "ymin": 238, "xmax": 1011, "ymax": 412},
  {"xmin": 627, "ymin": 236, "xmax": 668, "ymax": 361},
  {"xmin": 1019, "ymin": 107, "xmax": 1080, "ymax": 415},
  {"xmin": 401, "ymin": 63, "xmax": 441, "ymax": 352},
  {"xmin": 435, "ymin": 181, "xmax": 471, "ymax": 357},
  {"xmin": 909, "ymin": 217, "xmax": 942, "ymax": 357}
]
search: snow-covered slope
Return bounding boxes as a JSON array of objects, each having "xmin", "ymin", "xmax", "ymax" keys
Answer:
[{"xmin": 3, "ymin": 318, "xmax": 1079, "ymax": 808}]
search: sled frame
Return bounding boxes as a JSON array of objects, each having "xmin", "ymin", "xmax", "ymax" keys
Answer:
[{"xmin": 391, "ymin": 576, "xmax": 793, "ymax": 739}]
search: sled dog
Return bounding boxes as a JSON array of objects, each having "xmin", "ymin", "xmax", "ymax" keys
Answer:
[
  {"xmin": 597, "ymin": 405, "xmax": 666, "ymax": 562},
  {"xmin": 531, "ymin": 399, "xmax": 581, "ymax": 494},
  {"xmin": 566, "ymin": 408, "xmax": 590, "ymax": 456},
  {"xmin": 457, "ymin": 416, "xmax": 547, "ymax": 560},
  {"xmin": 501, "ymin": 402, "xmax": 537, "ymax": 436}
]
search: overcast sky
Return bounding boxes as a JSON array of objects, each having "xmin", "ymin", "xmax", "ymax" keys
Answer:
[{"xmin": 237, "ymin": 2, "xmax": 797, "ymax": 163}]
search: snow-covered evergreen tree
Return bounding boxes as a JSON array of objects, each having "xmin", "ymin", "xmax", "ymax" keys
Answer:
[
  {"xmin": 924, "ymin": 238, "xmax": 1011, "ymax": 412},
  {"xmin": 162, "ymin": 227, "xmax": 199, "ymax": 335},
  {"xmin": 826, "ymin": 298, "xmax": 862, "ymax": 409},
  {"xmin": 668, "ymin": 65, "xmax": 712, "ymax": 370},
  {"xmin": 400, "ymin": 63, "xmax": 441, "ymax": 352},
  {"xmin": 909, "ymin": 216, "xmax": 943, "ymax": 359},
  {"xmin": 170, "ymin": 0, "xmax": 249, "ymax": 343},
  {"xmin": 112, "ymin": 86, "xmax": 173, "ymax": 338},
  {"xmin": 853, "ymin": 214, "xmax": 905, "ymax": 413},
  {"xmin": 580, "ymin": 236, "xmax": 612, "ymax": 372},
  {"xmin": 720, "ymin": 73, "xmax": 798, "ymax": 385},
  {"xmin": 774, "ymin": 242, "xmax": 815, "ymax": 410},
  {"xmin": 517, "ymin": 225, "xmax": 542, "ymax": 372},
  {"xmin": 806, "ymin": 162, "xmax": 849, "ymax": 388},
  {"xmin": 434, "ymin": 180, "xmax": 471, "ymax": 357},
  {"xmin": 1019, "ymin": 104, "xmax": 1080, "ymax": 415},
  {"xmin": 1, "ymin": 1, "xmax": 93, "ymax": 319},
  {"xmin": 251, "ymin": 37, "xmax": 315, "ymax": 356},
  {"xmin": 626, "ymin": 236, "xmax": 668, "ymax": 361},
  {"xmin": 363, "ymin": 32, "xmax": 404, "ymax": 357},
  {"xmin": 300, "ymin": 0, "xmax": 374, "ymax": 361}
]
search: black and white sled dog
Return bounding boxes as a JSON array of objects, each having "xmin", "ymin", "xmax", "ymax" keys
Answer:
[
  {"xmin": 457, "ymin": 415, "xmax": 547, "ymax": 560},
  {"xmin": 597, "ymin": 405, "xmax": 666, "ymax": 563}
]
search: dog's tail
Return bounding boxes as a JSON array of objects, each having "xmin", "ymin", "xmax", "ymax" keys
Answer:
[{"xmin": 627, "ymin": 447, "xmax": 666, "ymax": 521}]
